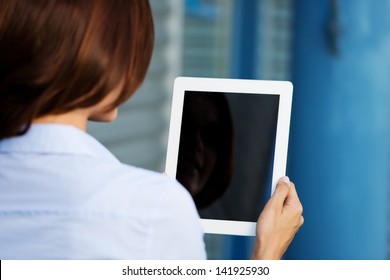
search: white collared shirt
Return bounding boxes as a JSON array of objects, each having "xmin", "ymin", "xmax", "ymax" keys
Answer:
[{"xmin": 0, "ymin": 124, "xmax": 206, "ymax": 259}]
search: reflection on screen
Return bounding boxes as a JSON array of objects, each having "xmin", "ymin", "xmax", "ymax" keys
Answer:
[{"xmin": 176, "ymin": 91, "xmax": 279, "ymax": 222}]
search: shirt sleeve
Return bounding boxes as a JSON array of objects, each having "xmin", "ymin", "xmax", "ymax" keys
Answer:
[{"xmin": 146, "ymin": 179, "xmax": 207, "ymax": 260}]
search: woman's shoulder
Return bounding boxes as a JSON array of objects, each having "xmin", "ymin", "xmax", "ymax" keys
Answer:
[
  {"xmin": 114, "ymin": 163, "xmax": 188, "ymax": 194},
  {"xmin": 82, "ymin": 162, "xmax": 195, "ymax": 215}
]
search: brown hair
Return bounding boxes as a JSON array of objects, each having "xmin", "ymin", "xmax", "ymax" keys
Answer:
[{"xmin": 0, "ymin": 0, "xmax": 154, "ymax": 140}]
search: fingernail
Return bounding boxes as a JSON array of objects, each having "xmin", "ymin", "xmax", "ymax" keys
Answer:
[{"xmin": 280, "ymin": 176, "xmax": 290, "ymax": 184}]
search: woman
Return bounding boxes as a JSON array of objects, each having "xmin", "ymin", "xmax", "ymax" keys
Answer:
[
  {"xmin": 0, "ymin": 0, "xmax": 303, "ymax": 259},
  {"xmin": 177, "ymin": 92, "xmax": 234, "ymax": 209}
]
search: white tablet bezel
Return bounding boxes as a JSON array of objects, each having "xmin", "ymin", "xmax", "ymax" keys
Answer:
[{"xmin": 165, "ymin": 77, "xmax": 293, "ymax": 236}]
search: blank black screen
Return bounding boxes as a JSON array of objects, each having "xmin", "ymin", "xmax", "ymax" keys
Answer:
[{"xmin": 176, "ymin": 91, "xmax": 280, "ymax": 222}]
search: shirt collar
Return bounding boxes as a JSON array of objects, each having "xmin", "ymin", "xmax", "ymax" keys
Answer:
[{"xmin": 0, "ymin": 124, "xmax": 119, "ymax": 163}]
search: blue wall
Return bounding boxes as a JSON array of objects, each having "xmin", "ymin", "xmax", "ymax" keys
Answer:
[{"xmin": 287, "ymin": 0, "xmax": 390, "ymax": 259}]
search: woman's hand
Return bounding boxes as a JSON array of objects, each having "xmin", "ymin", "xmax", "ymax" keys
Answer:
[{"xmin": 251, "ymin": 176, "xmax": 304, "ymax": 260}]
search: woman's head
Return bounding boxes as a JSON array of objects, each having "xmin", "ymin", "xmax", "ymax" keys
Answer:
[
  {"xmin": 0, "ymin": 0, "xmax": 154, "ymax": 139},
  {"xmin": 176, "ymin": 92, "xmax": 234, "ymax": 209}
]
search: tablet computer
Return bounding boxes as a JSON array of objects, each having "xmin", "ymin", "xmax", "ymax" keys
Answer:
[{"xmin": 165, "ymin": 77, "xmax": 293, "ymax": 236}]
